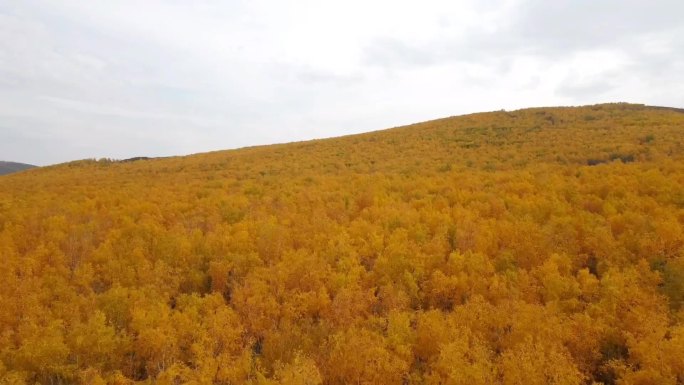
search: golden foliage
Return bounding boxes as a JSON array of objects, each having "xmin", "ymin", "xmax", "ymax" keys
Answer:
[{"xmin": 0, "ymin": 103, "xmax": 683, "ymax": 384}]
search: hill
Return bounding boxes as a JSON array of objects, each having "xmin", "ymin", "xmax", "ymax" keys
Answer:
[
  {"xmin": 0, "ymin": 103, "xmax": 683, "ymax": 385},
  {"xmin": 0, "ymin": 161, "xmax": 36, "ymax": 176}
]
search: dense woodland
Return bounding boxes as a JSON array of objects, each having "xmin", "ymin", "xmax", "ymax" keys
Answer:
[{"xmin": 0, "ymin": 103, "xmax": 683, "ymax": 385}]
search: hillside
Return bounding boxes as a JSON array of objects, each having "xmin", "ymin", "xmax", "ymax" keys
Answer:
[
  {"xmin": 0, "ymin": 161, "xmax": 36, "ymax": 176},
  {"xmin": 0, "ymin": 103, "xmax": 683, "ymax": 385}
]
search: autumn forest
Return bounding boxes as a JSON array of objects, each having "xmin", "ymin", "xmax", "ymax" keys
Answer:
[{"xmin": 0, "ymin": 103, "xmax": 683, "ymax": 385}]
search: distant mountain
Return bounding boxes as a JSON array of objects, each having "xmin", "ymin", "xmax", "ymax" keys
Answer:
[{"xmin": 0, "ymin": 161, "xmax": 36, "ymax": 176}]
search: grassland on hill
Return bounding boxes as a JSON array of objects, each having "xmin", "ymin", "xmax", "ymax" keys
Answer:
[{"xmin": 0, "ymin": 103, "xmax": 683, "ymax": 385}]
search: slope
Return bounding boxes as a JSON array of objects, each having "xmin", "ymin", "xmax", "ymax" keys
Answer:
[{"xmin": 0, "ymin": 103, "xmax": 683, "ymax": 385}]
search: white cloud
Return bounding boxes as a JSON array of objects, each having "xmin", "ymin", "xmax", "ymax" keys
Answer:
[{"xmin": 0, "ymin": 0, "xmax": 682, "ymax": 165}]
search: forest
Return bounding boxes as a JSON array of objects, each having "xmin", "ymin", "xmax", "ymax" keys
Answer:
[{"xmin": 0, "ymin": 103, "xmax": 682, "ymax": 384}]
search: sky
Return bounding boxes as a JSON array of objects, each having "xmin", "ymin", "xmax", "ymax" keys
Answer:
[{"xmin": 1, "ymin": 0, "xmax": 683, "ymax": 166}]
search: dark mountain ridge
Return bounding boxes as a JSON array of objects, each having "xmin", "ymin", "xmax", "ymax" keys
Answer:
[{"xmin": 0, "ymin": 161, "xmax": 36, "ymax": 176}]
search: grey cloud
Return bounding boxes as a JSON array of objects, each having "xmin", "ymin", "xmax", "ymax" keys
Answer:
[
  {"xmin": 363, "ymin": 0, "xmax": 684, "ymax": 69},
  {"xmin": 1, "ymin": 1, "xmax": 683, "ymax": 166},
  {"xmin": 267, "ymin": 62, "xmax": 366, "ymax": 86},
  {"xmin": 0, "ymin": 126, "xmax": 57, "ymax": 165},
  {"xmin": 360, "ymin": 0, "xmax": 684, "ymax": 108},
  {"xmin": 294, "ymin": 68, "xmax": 365, "ymax": 85},
  {"xmin": 514, "ymin": 0, "xmax": 684, "ymax": 53},
  {"xmin": 363, "ymin": 38, "xmax": 439, "ymax": 69},
  {"xmin": 556, "ymin": 80, "xmax": 617, "ymax": 100},
  {"xmin": 0, "ymin": 2, "xmax": 266, "ymax": 165}
]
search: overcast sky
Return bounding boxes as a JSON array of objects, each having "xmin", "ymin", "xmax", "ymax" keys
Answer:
[{"xmin": 1, "ymin": 0, "xmax": 683, "ymax": 165}]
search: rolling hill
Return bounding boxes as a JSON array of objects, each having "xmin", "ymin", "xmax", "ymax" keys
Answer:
[
  {"xmin": 0, "ymin": 103, "xmax": 682, "ymax": 385},
  {"xmin": 0, "ymin": 161, "xmax": 36, "ymax": 176}
]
